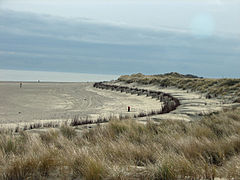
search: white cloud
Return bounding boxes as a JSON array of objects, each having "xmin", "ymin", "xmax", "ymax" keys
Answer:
[{"xmin": 1, "ymin": 0, "xmax": 240, "ymax": 36}]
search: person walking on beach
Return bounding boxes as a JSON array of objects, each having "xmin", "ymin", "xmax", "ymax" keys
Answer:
[{"xmin": 20, "ymin": 82, "xmax": 22, "ymax": 88}]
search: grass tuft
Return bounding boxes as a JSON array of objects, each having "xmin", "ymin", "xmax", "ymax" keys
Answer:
[
  {"xmin": 1, "ymin": 108, "xmax": 240, "ymax": 179},
  {"xmin": 60, "ymin": 125, "xmax": 76, "ymax": 140}
]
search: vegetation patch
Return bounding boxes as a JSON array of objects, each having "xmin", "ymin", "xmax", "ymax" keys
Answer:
[
  {"xmin": 1, "ymin": 108, "xmax": 240, "ymax": 179},
  {"xmin": 118, "ymin": 72, "xmax": 240, "ymax": 101}
]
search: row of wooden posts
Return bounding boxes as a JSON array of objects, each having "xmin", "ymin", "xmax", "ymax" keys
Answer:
[{"xmin": 93, "ymin": 82, "xmax": 180, "ymax": 114}]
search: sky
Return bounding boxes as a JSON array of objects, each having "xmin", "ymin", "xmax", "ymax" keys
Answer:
[{"xmin": 0, "ymin": 0, "xmax": 240, "ymax": 80}]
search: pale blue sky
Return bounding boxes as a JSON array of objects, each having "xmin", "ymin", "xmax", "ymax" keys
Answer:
[
  {"xmin": 0, "ymin": 0, "xmax": 240, "ymax": 79},
  {"xmin": 1, "ymin": 0, "xmax": 240, "ymax": 36}
]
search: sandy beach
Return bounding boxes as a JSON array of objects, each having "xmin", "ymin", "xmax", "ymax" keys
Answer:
[
  {"xmin": 0, "ymin": 82, "xmax": 162, "ymax": 126},
  {"xmin": 0, "ymin": 81, "xmax": 238, "ymax": 129}
]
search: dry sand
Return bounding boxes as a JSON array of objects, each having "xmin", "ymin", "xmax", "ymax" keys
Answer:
[
  {"xmin": 110, "ymin": 81, "xmax": 238, "ymax": 122},
  {"xmin": 0, "ymin": 82, "xmax": 162, "ymax": 128},
  {"xmin": 0, "ymin": 81, "xmax": 238, "ymax": 129}
]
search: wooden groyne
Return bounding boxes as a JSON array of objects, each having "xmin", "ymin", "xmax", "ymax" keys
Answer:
[
  {"xmin": 93, "ymin": 82, "xmax": 180, "ymax": 115},
  {"xmin": 2, "ymin": 82, "xmax": 182, "ymax": 133}
]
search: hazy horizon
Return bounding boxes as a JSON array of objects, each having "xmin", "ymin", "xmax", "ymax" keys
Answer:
[{"xmin": 0, "ymin": 69, "xmax": 118, "ymax": 82}]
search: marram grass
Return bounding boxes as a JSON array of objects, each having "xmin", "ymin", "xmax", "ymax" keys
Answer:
[
  {"xmin": 0, "ymin": 108, "xmax": 240, "ymax": 179},
  {"xmin": 118, "ymin": 72, "xmax": 240, "ymax": 99}
]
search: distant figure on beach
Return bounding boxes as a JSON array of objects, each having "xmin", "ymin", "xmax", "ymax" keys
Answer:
[
  {"xmin": 128, "ymin": 106, "xmax": 131, "ymax": 112},
  {"xmin": 20, "ymin": 82, "xmax": 22, "ymax": 88},
  {"xmin": 38, "ymin": 80, "xmax": 40, "ymax": 83}
]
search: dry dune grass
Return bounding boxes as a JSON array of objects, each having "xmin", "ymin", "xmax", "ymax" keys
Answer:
[
  {"xmin": 118, "ymin": 72, "xmax": 240, "ymax": 98},
  {"xmin": 0, "ymin": 108, "xmax": 240, "ymax": 179}
]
